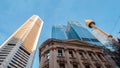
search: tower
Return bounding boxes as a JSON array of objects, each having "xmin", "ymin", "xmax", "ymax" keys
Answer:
[
  {"xmin": 52, "ymin": 25, "xmax": 68, "ymax": 40},
  {"xmin": 52, "ymin": 21, "xmax": 102, "ymax": 46},
  {"xmin": 66, "ymin": 21, "xmax": 102, "ymax": 46},
  {"xmin": 0, "ymin": 15, "xmax": 43, "ymax": 68},
  {"xmin": 85, "ymin": 20, "xmax": 120, "ymax": 46},
  {"xmin": 86, "ymin": 19, "xmax": 120, "ymax": 67}
]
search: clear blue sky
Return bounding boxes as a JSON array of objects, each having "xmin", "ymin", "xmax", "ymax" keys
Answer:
[{"xmin": 0, "ymin": 0, "xmax": 120, "ymax": 68}]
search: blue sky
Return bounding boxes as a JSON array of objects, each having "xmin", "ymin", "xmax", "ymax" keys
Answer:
[{"xmin": 0, "ymin": 0, "xmax": 120, "ymax": 68}]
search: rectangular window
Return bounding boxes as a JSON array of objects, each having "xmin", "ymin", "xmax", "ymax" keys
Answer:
[
  {"xmin": 82, "ymin": 38, "xmax": 90, "ymax": 41},
  {"xmin": 105, "ymin": 65, "xmax": 111, "ymax": 68},
  {"xmin": 85, "ymin": 65, "xmax": 90, "ymax": 68},
  {"xmin": 91, "ymin": 39, "xmax": 99, "ymax": 42},
  {"xmin": 7, "ymin": 43, "xmax": 16, "ymax": 46},
  {"xmin": 97, "ymin": 54, "xmax": 103, "ymax": 61},
  {"xmin": 69, "ymin": 50, "xmax": 74, "ymax": 57},
  {"xmin": 79, "ymin": 52, "xmax": 85, "ymax": 59},
  {"xmin": 0, "ymin": 60, "xmax": 4, "ymax": 62},
  {"xmin": 84, "ymin": 64, "xmax": 90, "ymax": 68},
  {"xmin": 88, "ymin": 53, "xmax": 94, "ymax": 60},
  {"xmin": 45, "ymin": 64, "xmax": 49, "ymax": 68},
  {"xmin": 96, "ymin": 66, "xmax": 101, "ymax": 68},
  {"xmin": 95, "ymin": 63, "xmax": 101, "ymax": 68},
  {"xmin": 73, "ymin": 64, "xmax": 78, "ymax": 68},
  {"xmin": 7, "ymin": 66, "xmax": 11, "ymax": 68},
  {"xmin": 58, "ymin": 50, "xmax": 63, "ymax": 56},
  {"xmin": 59, "ymin": 63, "xmax": 65, "ymax": 68},
  {"xmin": 46, "ymin": 51, "xmax": 50, "ymax": 59}
]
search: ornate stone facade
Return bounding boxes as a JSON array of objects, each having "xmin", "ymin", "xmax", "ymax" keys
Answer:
[{"xmin": 39, "ymin": 38, "xmax": 114, "ymax": 68}]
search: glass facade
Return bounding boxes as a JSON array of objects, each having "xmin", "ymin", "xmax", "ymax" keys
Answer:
[
  {"xmin": 92, "ymin": 29, "xmax": 118, "ymax": 51},
  {"xmin": 52, "ymin": 25, "xmax": 68, "ymax": 40},
  {"xmin": 66, "ymin": 21, "xmax": 102, "ymax": 46},
  {"xmin": 52, "ymin": 21, "xmax": 102, "ymax": 46}
]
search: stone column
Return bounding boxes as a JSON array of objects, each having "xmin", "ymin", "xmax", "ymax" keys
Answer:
[
  {"xmin": 100, "ymin": 54, "xmax": 106, "ymax": 61},
  {"xmin": 82, "ymin": 52, "xmax": 87, "ymax": 59},
  {"xmin": 76, "ymin": 51, "xmax": 84, "ymax": 68},
  {"xmin": 62, "ymin": 49, "xmax": 65, "ymax": 56},
  {"xmin": 94, "ymin": 53, "xmax": 106, "ymax": 68},
  {"xmin": 91, "ymin": 53, "xmax": 97, "ymax": 60},
  {"xmin": 40, "ymin": 55, "xmax": 44, "ymax": 68},
  {"xmin": 49, "ymin": 49, "xmax": 54, "ymax": 68},
  {"xmin": 85, "ymin": 51, "xmax": 96, "ymax": 68},
  {"xmin": 53, "ymin": 49, "xmax": 59, "ymax": 68},
  {"xmin": 64, "ymin": 49, "xmax": 72, "ymax": 68},
  {"xmin": 73, "ymin": 50, "xmax": 76, "ymax": 58}
]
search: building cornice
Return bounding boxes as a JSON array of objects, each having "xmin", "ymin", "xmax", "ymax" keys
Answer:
[{"xmin": 39, "ymin": 38, "xmax": 102, "ymax": 50}]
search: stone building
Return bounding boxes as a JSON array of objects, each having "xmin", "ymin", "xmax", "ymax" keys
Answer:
[{"xmin": 39, "ymin": 38, "xmax": 114, "ymax": 68}]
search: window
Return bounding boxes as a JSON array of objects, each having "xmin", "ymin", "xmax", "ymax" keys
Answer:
[
  {"xmin": 97, "ymin": 54, "xmax": 103, "ymax": 61},
  {"xmin": 82, "ymin": 38, "xmax": 90, "ymax": 41},
  {"xmin": 8, "ymin": 43, "xmax": 16, "ymax": 46},
  {"xmin": 88, "ymin": 53, "xmax": 94, "ymax": 60},
  {"xmin": 7, "ymin": 66, "xmax": 11, "ymax": 68},
  {"xmin": 46, "ymin": 51, "xmax": 50, "ymax": 59},
  {"xmin": 45, "ymin": 64, "xmax": 49, "ymax": 68},
  {"xmin": 95, "ymin": 63, "xmax": 101, "ymax": 68},
  {"xmin": 59, "ymin": 63, "xmax": 65, "ymax": 68},
  {"xmin": 85, "ymin": 65, "xmax": 90, "ymax": 68},
  {"xmin": 73, "ymin": 64, "xmax": 78, "ymax": 68},
  {"xmin": 96, "ymin": 66, "xmax": 101, "ymax": 68},
  {"xmin": 58, "ymin": 50, "xmax": 63, "ymax": 56},
  {"xmin": 79, "ymin": 52, "xmax": 85, "ymax": 59},
  {"xmin": 83, "ymin": 63, "xmax": 90, "ymax": 68},
  {"xmin": 91, "ymin": 39, "xmax": 99, "ymax": 42},
  {"xmin": 69, "ymin": 50, "xmax": 74, "ymax": 57},
  {"xmin": 0, "ymin": 60, "xmax": 3, "ymax": 62},
  {"xmin": 105, "ymin": 65, "xmax": 111, "ymax": 68}
]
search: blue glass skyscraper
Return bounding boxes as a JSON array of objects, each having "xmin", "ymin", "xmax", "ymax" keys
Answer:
[
  {"xmin": 66, "ymin": 21, "xmax": 102, "ymax": 46},
  {"xmin": 52, "ymin": 21, "xmax": 102, "ymax": 46},
  {"xmin": 52, "ymin": 25, "xmax": 68, "ymax": 40}
]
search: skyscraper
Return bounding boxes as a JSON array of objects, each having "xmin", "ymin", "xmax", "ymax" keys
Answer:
[
  {"xmin": 52, "ymin": 21, "xmax": 102, "ymax": 46},
  {"xmin": 66, "ymin": 21, "xmax": 102, "ymax": 46},
  {"xmin": 52, "ymin": 25, "xmax": 68, "ymax": 40},
  {"xmin": 0, "ymin": 15, "xmax": 43, "ymax": 68}
]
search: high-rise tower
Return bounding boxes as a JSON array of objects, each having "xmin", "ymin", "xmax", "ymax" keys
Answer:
[
  {"xmin": 66, "ymin": 21, "xmax": 102, "ymax": 46},
  {"xmin": 0, "ymin": 15, "xmax": 43, "ymax": 68},
  {"xmin": 85, "ymin": 20, "xmax": 120, "ymax": 50},
  {"xmin": 52, "ymin": 21, "xmax": 102, "ymax": 46},
  {"xmin": 52, "ymin": 25, "xmax": 68, "ymax": 40}
]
